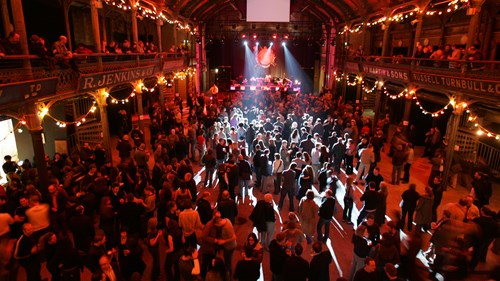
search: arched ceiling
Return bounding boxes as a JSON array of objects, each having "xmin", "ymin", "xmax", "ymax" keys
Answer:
[{"xmin": 161, "ymin": 0, "xmax": 414, "ymax": 24}]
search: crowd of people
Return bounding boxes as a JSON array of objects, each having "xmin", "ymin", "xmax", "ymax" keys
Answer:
[
  {"xmin": 0, "ymin": 84, "xmax": 498, "ymax": 281},
  {"xmin": 352, "ymin": 42, "xmax": 485, "ymax": 71}
]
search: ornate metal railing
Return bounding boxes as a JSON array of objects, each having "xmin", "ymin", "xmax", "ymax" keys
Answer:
[{"xmin": 0, "ymin": 52, "xmax": 188, "ymax": 90}]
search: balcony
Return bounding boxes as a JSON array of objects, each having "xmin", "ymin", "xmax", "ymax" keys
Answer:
[
  {"xmin": 0, "ymin": 52, "xmax": 188, "ymax": 96},
  {"xmin": 343, "ymin": 56, "xmax": 500, "ymax": 100}
]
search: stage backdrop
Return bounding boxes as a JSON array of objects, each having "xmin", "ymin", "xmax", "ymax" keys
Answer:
[{"xmin": 206, "ymin": 40, "xmax": 318, "ymax": 92}]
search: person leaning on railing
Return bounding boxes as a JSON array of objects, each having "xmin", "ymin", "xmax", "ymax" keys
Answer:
[
  {"xmin": 464, "ymin": 45, "xmax": 484, "ymax": 71},
  {"xmin": 52, "ymin": 35, "xmax": 79, "ymax": 71},
  {"xmin": 447, "ymin": 44, "xmax": 462, "ymax": 69}
]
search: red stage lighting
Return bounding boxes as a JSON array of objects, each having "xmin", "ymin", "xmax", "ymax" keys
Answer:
[
  {"xmin": 253, "ymin": 34, "xmax": 257, "ymax": 40},
  {"xmin": 283, "ymin": 34, "xmax": 289, "ymax": 39},
  {"xmin": 272, "ymin": 34, "xmax": 277, "ymax": 40},
  {"xmin": 241, "ymin": 34, "xmax": 247, "ymax": 38}
]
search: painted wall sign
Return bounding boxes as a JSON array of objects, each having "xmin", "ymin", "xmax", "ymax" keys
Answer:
[
  {"xmin": 363, "ymin": 65, "xmax": 410, "ymax": 81},
  {"xmin": 0, "ymin": 77, "xmax": 58, "ymax": 107},
  {"xmin": 412, "ymin": 72, "xmax": 500, "ymax": 95},
  {"xmin": 78, "ymin": 65, "xmax": 156, "ymax": 92}
]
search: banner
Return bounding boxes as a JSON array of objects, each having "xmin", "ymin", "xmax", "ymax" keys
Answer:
[
  {"xmin": 0, "ymin": 77, "xmax": 58, "ymax": 107},
  {"xmin": 78, "ymin": 65, "xmax": 156, "ymax": 92},
  {"xmin": 412, "ymin": 72, "xmax": 500, "ymax": 95}
]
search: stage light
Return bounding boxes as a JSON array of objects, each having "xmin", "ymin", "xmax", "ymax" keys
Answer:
[
  {"xmin": 270, "ymin": 42, "xmax": 274, "ymax": 46},
  {"xmin": 272, "ymin": 34, "xmax": 277, "ymax": 40},
  {"xmin": 281, "ymin": 42, "xmax": 286, "ymax": 46},
  {"xmin": 283, "ymin": 34, "xmax": 289, "ymax": 39},
  {"xmin": 256, "ymin": 42, "xmax": 259, "ymax": 45},
  {"xmin": 241, "ymin": 34, "xmax": 247, "ymax": 39},
  {"xmin": 253, "ymin": 34, "xmax": 257, "ymax": 40},
  {"xmin": 243, "ymin": 40, "xmax": 248, "ymax": 45}
]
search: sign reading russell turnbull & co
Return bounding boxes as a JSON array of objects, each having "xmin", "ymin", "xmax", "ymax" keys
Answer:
[
  {"xmin": 78, "ymin": 66, "xmax": 156, "ymax": 92},
  {"xmin": 412, "ymin": 72, "xmax": 500, "ymax": 95}
]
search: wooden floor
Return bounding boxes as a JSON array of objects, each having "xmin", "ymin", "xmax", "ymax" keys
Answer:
[{"xmin": 27, "ymin": 119, "xmax": 500, "ymax": 281}]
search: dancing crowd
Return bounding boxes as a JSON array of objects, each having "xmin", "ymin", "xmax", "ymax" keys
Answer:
[{"xmin": 0, "ymin": 86, "xmax": 498, "ymax": 281}]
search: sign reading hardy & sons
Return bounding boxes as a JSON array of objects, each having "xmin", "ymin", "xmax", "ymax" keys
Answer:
[
  {"xmin": 78, "ymin": 66, "xmax": 156, "ymax": 92},
  {"xmin": 363, "ymin": 65, "xmax": 410, "ymax": 81},
  {"xmin": 412, "ymin": 72, "xmax": 500, "ymax": 95}
]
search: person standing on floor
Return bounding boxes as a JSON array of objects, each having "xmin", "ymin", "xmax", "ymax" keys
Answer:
[
  {"xmin": 391, "ymin": 145, "xmax": 407, "ymax": 186},
  {"xmin": 401, "ymin": 143, "xmax": 414, "ymax": 184},
  {"xmin": 278, "ymin": 163, "xmax": 297, "ymax": 212},
  {"xmin": 415, "ymin": 186, "xmax": 434, "ymax": 232},
  {"xmin": 343, "ymin": 177, "xmax": 356, "ymax": 224},
  {"xmin": 283, "ymin": 243, "xmax": 310, "ymax": 281},
  {"xmin": 357, "ymin": 182, "xmax": 379, "ymax": 225},
  {"xmin": 298, "ymin": 190, "xmax": 319, "ymax": 243},
  {"xmin": 309, "ymin": 242, "xmax": 332, "ymax": 281},
  {"xmin": 400, "ymin": 183, "xmax": 420, "ymax": 231},
  {"xmin": 269, "ymin": 232, "xmax": 290, "ymax": 281},
  {"xmin": 317, "ymin": 189, "xmax": 336, "ymax": 242},
  {"xmin": 249, "ymin": 193, "xmax": 276, "ymax": 250}
]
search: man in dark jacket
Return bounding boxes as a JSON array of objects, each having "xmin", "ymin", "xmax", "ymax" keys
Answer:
[
  {"xmin": 299, "ymin": 134, "xmax": 315, "ymax": 155},
  {"xmin": 309, "ymin": 242, "xmax": 332, "ymax": 281},
  {"xmin": 218, "ymin": 190, "xmax": 238, "ymax": 225},
  {"xmin": 357, "ymin": 182, "xmax": 379, "ymax": 225},
  {"xmin": 278, "ymin": 163, "xmax": 297, "ymax": 211},
  {"xmin": 471, "ymin": 171, "xmax": 492, "ymax": 208},
  {"xmin": 400, "ymin": 184, "xmax": 419, "ymax": 231},
  {"xmin": 331, "ymin": 137, "xmax": 346, "ymax": 174},
  {"xmin": 391, "ymin": 144, "xmax": 407, "ymax": 185},
  {"xmin": 317, "ymin": 189, "xmax": 336, "ymax": 242},
  {"xmin": 69, "ymin": 205, "xmax": 95, "ymax": 252},
  {"xmin": 269, "ymin": 232, "xmax": 290, "ymax": 281},
  {"xmin": 237, "ymin": 154, "xmax": 252, "ymax": 199},
  {"xmin": 284, "ymin": 243, "xmax": 309, "ymax": 281}
]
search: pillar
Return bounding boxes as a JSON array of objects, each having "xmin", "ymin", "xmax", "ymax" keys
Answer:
[
  {"xmin": 90, "ymin": 0, "xmax": 102, "ymax": 53},
  {"xmin": 341, "ymin": 74, "xmax": 347, "ymax": 101},
  {"xmin": 10, "ymin": 0, "xmax": 31, "ymax": 73},
  {"xmin": 466, "ymin": 0, "xmax": 485, "ymax": 50},
  {"xmin": 442, "ymin": 95, "xmax": 464, "ymax": 188},
  {"xmin": 26, "ymin": 103, "xmax": 49, "ymax": 195},
  {"xmin": 355, "ymin": 78, "xmax": 362, "ymax": 104},
  {"xmin": 131, "ymin": 5, "xmax": 139, "ymax": 44},
  {"xmin": 135, "ymin": 83, "xmax": 144, "ymax": 130},
  {"xmin": 101, "ymin": 13, "xmax": 107, "ymax": 44},
  {"xmin": 1, "ymin": 0, "xmax": 11, "ymax": 37},
  {"xmin": 373, "ymin": 83, "xmax": 383, "ymax": 132},
  {"xmin": 402, "ymin": 94, "xmax": 413, "ymax": 135},
  {"xmin": 324, "ymin": 24, "xmax": 332, "ymax": 88},
  {"xmin": 95, "ymin": 89, "xmax": 112, "ymax": 162},
  {"xmin": 156, "ymin": 19, "xmax": 163, "ymax": 52},
  {"xmin": 63, "ymin": 1, "xmax": 73, "ymax": 51},
  {"xmin": 381, "ymin": 20, "xmax": 391, "ymax": 57},
  {"xmin": 157, "ymin": 79, "xmax": 166, "ymax": 116},
  {"xmin": 172, "ymin": 24, "xmax": 178, "ymax": 46}
]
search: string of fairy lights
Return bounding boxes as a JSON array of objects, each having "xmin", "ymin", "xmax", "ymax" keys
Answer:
[
  {"xmin": 102, "ymin": 0, "xmax": 195, "ymax": 33},
  {"xmin": 29, "ymin": 67, "xmax": 197, "ymax": 128},
  {"xmin": 339, "ymin": 0, "xmax": 471, "ymax": 35},
  {"xmin": 39, "ymin": 102, "xmax": 98, "ymax": 128},
  {"xmin": 333, "ymin": 72, "xmax": 499, "ymax": 139}
]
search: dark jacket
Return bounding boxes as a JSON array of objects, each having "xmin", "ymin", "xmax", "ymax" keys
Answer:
[
  {"xmin": 318, "ymin": 197, "xmax": 336, "ymax": 220},
  {"xmin": 269, "ymin": 240, "xmax": 288, "ymax": 275},
  {"xmin": 284, "ymin": 255, "xmax": 309, "ymax": 281},
  {"xmin": 309, "ymin": 251, "xmax": 332, "ymax": 281},
  {"xmin": 401, "ymin": 188, "xmax": 420, "ymax": 210}
]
